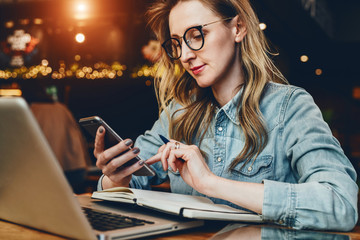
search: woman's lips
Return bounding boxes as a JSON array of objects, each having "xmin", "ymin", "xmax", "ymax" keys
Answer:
[{"xmin": 190, "ymin": 65, "xmax": 205, "ymax": 75}]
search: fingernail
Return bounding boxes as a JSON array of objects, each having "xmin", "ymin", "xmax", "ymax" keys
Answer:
[
  {"xmin": 138, "ymin": 160, "xmax": 145, "ymax": 166},
  {"xmin": 125, "ymin": 139, "xmax": 133, "ymax": 146},
  {"xmin": 99, "ymin": 127, "xmax": 104, "ymax": 133},
  {"xmin": 132, "ymin": 147, "xmax": 140, "ymax": 154}
]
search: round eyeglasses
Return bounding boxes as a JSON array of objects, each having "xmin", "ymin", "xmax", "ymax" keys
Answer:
[{"xmin": 161, "ymin": 17, "xmax": 233, "ymax": 60}]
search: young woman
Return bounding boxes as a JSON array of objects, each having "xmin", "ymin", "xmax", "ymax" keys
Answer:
[{"xmin": 94, "ymin": 0, "xmax": 358, "ymax": 231}]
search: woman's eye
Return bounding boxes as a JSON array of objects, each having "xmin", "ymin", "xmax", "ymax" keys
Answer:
[{"xmin": 189, "ymin": 34, "xmax": 202, "ymax": 41}]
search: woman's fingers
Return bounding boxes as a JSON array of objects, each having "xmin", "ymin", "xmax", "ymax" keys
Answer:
[
  {"xmin": 160, "ymin": 144, "xmax": 171, "ymax": 171},
  {"xmin": 167, "ymin": 143, "xmax": 188, "ymax": 172},
  {"xmin": 159, "ymin": 140, "xmax": 182, "ymax": 171},
  {"xmin": 94, "ymin": 126, "xmax": 105, "ymax": 158},
  {"xmin": 168, "ymin": 150, "xmax": 178, "ymax": 172},
  {"xmin": 102, "ymin": 145, "xmax": 140, "ymax": 175},
  {"xmin": 94, "ymin": 126, "xmax": 134, "ymax": 171},
  {"xmin": 108, "ymin": 156, "xmax": 145, "ymax": 183},
  {"xmin": 159, "ymin": 141, "xmax": 186, "ymax": 172},
  {"xmin": 93, "ymin": 128, "xmax": 142, "ymax": 187},
  {"xmin": 95, "ymin": 139, "xmax": 131, "ymax": 169},
  {"xmin": 146, "ymin": 152, "xmax": 162, "ymax": 165},
  {"xmin": 157, "ymin": 144, "xmax": 166, "ymax": 153}
]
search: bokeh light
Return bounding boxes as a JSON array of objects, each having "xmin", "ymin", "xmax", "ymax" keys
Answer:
[
  {"xmin": 300, "ymin": 55, "xmax": 309, "ymax": 63},
  {"xmin": 259, "ymin": 23, "xmax": 267, "ymax": 30},
  {"xmin": 75, "ymin": 33, "xmax": 85, "ymax": 43}
]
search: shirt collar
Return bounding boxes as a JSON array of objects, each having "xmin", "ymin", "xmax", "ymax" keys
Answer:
[{"xmin": 214, "ymin": 87, "xmax": 243, "ymax": 125}]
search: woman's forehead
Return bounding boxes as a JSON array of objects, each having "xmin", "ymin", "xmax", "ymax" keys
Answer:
[{"xmin": 168, "ymin": 0, "xmax": 217, "ymax": 35}]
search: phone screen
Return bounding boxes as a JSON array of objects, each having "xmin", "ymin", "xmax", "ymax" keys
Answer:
[
  {"xmin": 79, "ymin": 116, "xmax": 121, "ymax": 149},
  {"xmin": 79, "ymin": 116, "xmax": 155, "ymax": 176}
]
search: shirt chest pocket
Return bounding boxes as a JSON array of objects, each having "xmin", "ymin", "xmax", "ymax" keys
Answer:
[{"xmin": 230, "ymin": 155, "xmax": 274, "ymax": 182}]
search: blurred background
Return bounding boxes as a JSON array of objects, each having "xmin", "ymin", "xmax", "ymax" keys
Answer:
[{"xmin": 1, "ymin": 0, "xmax": 360, "ymax": 183}]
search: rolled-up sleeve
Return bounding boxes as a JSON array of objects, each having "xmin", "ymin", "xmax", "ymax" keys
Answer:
[
  {"xmin": 262, "ymin": 88, "xmax": 358, "ymax": 231},
  {"xmin": 130, "ymin": 108, "xmax": 172, "ymax": 189}
]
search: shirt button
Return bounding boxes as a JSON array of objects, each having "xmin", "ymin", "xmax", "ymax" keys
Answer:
[
  {"xmin": 218, "ymin": 127, "xmax": 223, "ymax": 132},
  {"xmin": 217, "ymin": 157, "xmax": 222, "ymax": 162},
  {"xmin": 278, "ymin": 219, "xmax": 284, "ymax": 224},
  {"xmin": 247, "ymin": 166, "xmax": 252, "ymax": 172}
]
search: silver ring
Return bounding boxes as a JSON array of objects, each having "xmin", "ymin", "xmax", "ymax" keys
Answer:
[{"xmin": 174, "ymin": 142, "xmax": 180, "ymax": 150}]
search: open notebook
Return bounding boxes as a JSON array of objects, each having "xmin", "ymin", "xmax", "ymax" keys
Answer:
[
  {"xmin": 92, "ymin": 187, "xmax": 262, "ymax": 222},
  {"xmin": 0, "ymin": 97, "xmax": 203, "ymax": 240}
]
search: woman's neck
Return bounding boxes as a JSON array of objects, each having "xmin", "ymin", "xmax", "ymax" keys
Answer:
[
  {"xmin": 211, "ymin": 72, "xmax": 244, "ymax": 107},
  {"xmin": 211, "ymin": 47, "xmax": 245, "ymax": 107}
]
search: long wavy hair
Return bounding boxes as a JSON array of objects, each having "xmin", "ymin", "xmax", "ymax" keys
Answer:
[{"xmin": 147, "ymin": 0, "xmax": 287, "ymax": 170}]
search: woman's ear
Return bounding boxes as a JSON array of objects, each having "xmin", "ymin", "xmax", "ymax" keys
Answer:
[{"xmin": 232, "ymin": 15, "xmax": 247, "ymax": 43}]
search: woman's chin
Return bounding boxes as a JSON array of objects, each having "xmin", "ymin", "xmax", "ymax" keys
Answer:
[{"xmin": 195, "ymin": 79, "xmax": 212, "ymax": 88}]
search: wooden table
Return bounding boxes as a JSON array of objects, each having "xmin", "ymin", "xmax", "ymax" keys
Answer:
[
  {"xmin": 2, "ymin": 190, "xmax": 359, "ymax": 240},
  {"xmin": 1, "ymin": 217, "xmax": 360, "ymax": 240}
]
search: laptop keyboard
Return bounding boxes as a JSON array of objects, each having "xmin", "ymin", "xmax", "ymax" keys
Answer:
[{"xmin": 82, "ymin": 207, "xmax": 154, "ymax": 232}]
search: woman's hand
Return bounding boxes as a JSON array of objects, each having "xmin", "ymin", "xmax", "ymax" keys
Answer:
[
  {"xmin": 147, "ymin": 139, "xmax": 264, "ymax": 214},
  {"xmin": 147, "ymin": 140, "xmax": 216, "ymax": 194},
  {"xmin": 93, "ymin": 126, "xmax": 146, "ymax": 189}
]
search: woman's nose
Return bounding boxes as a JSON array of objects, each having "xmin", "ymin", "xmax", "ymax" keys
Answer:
[{"xmin": 180, "ymin": 42, "xmax": 196, "ymax": 63}]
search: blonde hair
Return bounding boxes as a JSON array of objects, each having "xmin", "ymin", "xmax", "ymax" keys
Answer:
[{"xmin": 147, "ymin": 0, "xmax": 287, "ymax": 170}]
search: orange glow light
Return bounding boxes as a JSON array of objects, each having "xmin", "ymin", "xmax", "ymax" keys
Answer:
[
  {"xmin": 353, "ymin": 87, "xmax": 360, "ymax": 100},
  {"xmin": 315, "ymin": 68, "xmax": 322, "ymax": 76},
  {"xmin": 75, "ymin": 33, "xmax": 85, "ymax": 43},
  {"xmin": 76, "ymin": 3, "xmax": 87, "ymax": 12},
  {"xmin": 0, "ymin": 89, "xmax": 22, "ymax": 96},
  {"xmin": 34, "ymin": 18, "xmax": 43, "ymax": 25},
  {"xmin": 74, "ymin": 1, "xmax": 90, "ymax": 19},
  {"xmin": 5, "ymin": 21, "xmax": 14, "ymax": 28}
]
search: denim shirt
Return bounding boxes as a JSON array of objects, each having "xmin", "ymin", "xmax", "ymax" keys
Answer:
[{"xmin": 100, "ymin": 82, "xmax": 358, "ymax": 231}]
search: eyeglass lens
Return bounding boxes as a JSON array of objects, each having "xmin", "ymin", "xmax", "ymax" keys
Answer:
[
  {"xmin": 163, "ymin": 38, "xmax": 181, "ymax": 59},
  {"xmin": 184, "ymin": 27, "xmax": 204, "ymax": 50},
  {"xmin": 164, "ymin": 27, "xmax": 204, "ymax": 59}
]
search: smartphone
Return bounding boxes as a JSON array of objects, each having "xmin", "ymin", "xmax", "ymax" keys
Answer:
[{"xmin": 79, "ymin": 116, "xmax": 155, "ymax": 176}]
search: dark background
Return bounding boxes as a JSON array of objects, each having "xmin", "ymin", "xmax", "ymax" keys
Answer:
[{"xmin": 1, "ymin": 0, "xmax": 360, "ymax": 171}]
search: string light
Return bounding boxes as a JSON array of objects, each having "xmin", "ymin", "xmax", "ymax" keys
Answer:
[
  {"xmin": 74, "ymin": 55, "xmax": 81, "ymax": 61},
  {"xmin": 0, "ymin": 61, "xmax": 164, "ymax": 81},
  {"xmin": 41, "ymin": 59, "xmax": 49, "ymax": 66},
  {"xmin": 0, "ymin": 61, "xmax": 127, "ymax": 80},
  {"xmin": 131, "ymin": 64, "xmax": 158, "ymax": 78}
]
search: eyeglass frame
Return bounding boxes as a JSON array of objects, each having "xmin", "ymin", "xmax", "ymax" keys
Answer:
[{"xmin": 161, "ymin": 17, "xmax": 234, "ymax": 60}]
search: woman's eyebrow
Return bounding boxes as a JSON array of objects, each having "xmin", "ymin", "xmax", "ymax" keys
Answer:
[
  {"xmin": 170, "ymin": 23, "xmax": 202, "ymax": 38},
  {"xmin": 170, "ymin": 33, "xmax": 180, "ymax": 38}
]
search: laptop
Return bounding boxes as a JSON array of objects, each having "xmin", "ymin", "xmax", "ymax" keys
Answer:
[{"xmin": 0, "ymin": 97, "xmax": 203, "ymax": 240}]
